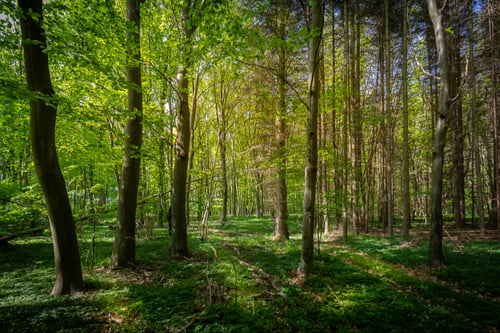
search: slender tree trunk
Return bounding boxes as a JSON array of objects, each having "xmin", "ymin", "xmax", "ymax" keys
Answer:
[
  {"xmin": 186, "ymin": 67, "xmax": 201, "ymax": 227},
  {"xmin": 299, "ymin": 0, "xmax": 323, "ymax": 276},
  {"xmin": 111, "ymin": 0, "xmax": 144, "ymax": 268},
  {"xmin": 427, "ymin": 0, "xmax": 450, "ymax": 268},
  {"xmin": 342, "ymin": 0, "xmax": 349, "ymax": 242},
  {"xmin": 489, "ymin": 1, "xmax": 500, "ymax": 230},
  {"xmin": 274, "ymin": 0, "xmax": 289, "ymax": 241},
  {"xmin": 19, "ymin": 0, "xmax": 83, "ymax": 295},
  {"xmin": 217, "ymin": 75, "xmax": 228, "ymax": 224},
  {"xmin": 469, "ymin": 0, "xmax": 485, "ymax": 232},
  {"xmin": 384, "ymin": 0, "xmax": 393, "ymax": 237},
  {"xmin": 171, "ymin": 1, "xmax": 204, "ymax": 257},
  {"xmin": 331, "ymin": 7, "xmax": 341, "ymax": 230},
  {"xmin": 402, "ymin": 0, "xmax": 411, "ymax": 237},
  {"xmin": 449, "ymin": 1, "xmax": 465, "ymax": 230}
]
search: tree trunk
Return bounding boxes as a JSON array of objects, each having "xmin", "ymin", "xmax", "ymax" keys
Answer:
[
  {"xmin": 489, "ymin": 1, "xmax": 500, "ymax": 230},
  {"xmin": 171, "ymin": 1, "xmax": 203, "ymax": 258},
  {"xmin": 342, "ymin": 0, "xmax": 349, "ymax": 243},
  {"xmin": 384, "ymin": 0, "xmax": 393, "ymax": 237},
  {"xmin": 111, "ymin": 0, "xmax": 143, "ymax": 268},
  {"xmin": 274, "ymin": 0, "xmax": 289, "ymax": 241},
  {"xmin": 217, "ymin": 74, "xmax": 228, "ymax": 224},
  {"xmin": 402, "ymin": 0, "xmax": 411, "ymax": 237},
  {"xmin": 469, "ymin": 0, "xmax": 485, "ymax": 233},
  {"xmin": 19, "ymin": 0, "xmax": 83, "ymax": 295},
  {"xmin": 449, "ymin": 1, "xmax": 465, "ymax": 230},
  {"xmin": 427, "ymin": 0, "xmax": 450, "ymax": 268},
  {"xmin": 299, "ymin": 0, "xmax": 322, "ymax": 276}
]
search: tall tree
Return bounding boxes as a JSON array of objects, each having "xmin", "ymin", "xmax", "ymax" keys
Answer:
[
  {"xmin": 111, "ymin": 0, "xmax": 144, "ymax": 268},
  {"xmin": 170, "ymin": 0, "xmax": 206, "ymax": 258},
  {"xmin": 427, "ymin": 0, "xmax": 450, "ymax": 268},
  {"xmin": 18, "ymin": 0, "xmax": 83, "ymax": 295},
  {"xmin": 299, "ymin": 0, "xmax": 323, "ymax": 276},
  {"xmin": 274, "ymin": 0, "xmax": 290, "ymax": 241},
  {"xmin": 469, "ymin": 0, "xmax": 485, "ymax": 232},
  {"xmin": 384, "ymin": 0, "xmax": 393, "ymax": 237},
  {"xmin": 449, "ymin": 0, "xmax": 466, "ymax": 230},
  {"xmin": 402, "ymin": 0, "xmax": 411, "ymax": 237}
]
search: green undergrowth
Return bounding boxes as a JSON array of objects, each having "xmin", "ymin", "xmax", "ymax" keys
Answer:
[{"xmin": 1, "ymin": 216, "xmax": 499, "ymax": 332}]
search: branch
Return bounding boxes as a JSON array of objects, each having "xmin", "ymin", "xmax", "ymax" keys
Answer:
[{"xmin": 411, "ymin": 55, "xmax": 441, "ymax": 81}]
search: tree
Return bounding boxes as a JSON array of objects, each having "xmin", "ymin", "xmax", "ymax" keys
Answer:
[
  {"xmin": 299, "ymin": 0, "xmax": 323, "ymax": 277},
  {"xmin": 402, "ymin": 0, "xmax": 411, "ymax": 237},
  {"xmin": 170, "ymin": 0, "xmax": 206, "ymax": 258},
  {"xmin": 111, "ymin": 0, "xmax": 144, "ymax": 268},
  {"xmin": 427, "ymin": 0, "xmax": 450, "ymax": 268},
  {"xmin": 274, "ymin": 0, "xmax": 290, "ymax": 241},
  {"xmin": 18, "ymin": 0, "xmax": 83, "ymax": 295}
]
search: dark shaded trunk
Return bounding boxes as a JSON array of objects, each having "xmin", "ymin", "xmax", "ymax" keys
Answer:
[
  {"xmin": 449, "ymin": 1, "xmax": 465, "ymax": 229},
  {"xmin": 274, "ymin": 0, "xmax": 289, "ymax": 241},
  {"xmin": 111, "ymin": 0, "xmax": 143, "ymax": 268},
  {"xmin": 19, "ymin": 0, "xmax": 83, "ymax": 295},
  {"xmin": 299, "ymin": 0, "xmax": 323, "ymax": 276},
  {"xmin": 402, "ymin": 0, "xmax": 411, "ymax": 237},
  {"xmin": 171, "ymin": 1, "xmax": 204, "ymax": 257}
]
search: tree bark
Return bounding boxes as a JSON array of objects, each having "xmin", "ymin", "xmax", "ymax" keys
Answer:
[
  {"xmin": 19, "ymin": 0, "xmax": 83, "ymax": 295},
  {"xmin": 171, "ymin": 0, "xmax": 204, "ymax": 257},
  {"xmin": 384, "ymin": 0, "xmax": 393, "ymax": 237},
  {"xmin": 449, "ymin": 1, "xmax": 465, "ymax": 230},
  {"xmin": 299, "ymin": 0, "xmax": 322, "ymax": 276},
  {"xmin": 427, "ymin": 0, "xmax": 450, "ymax": 268},
  {"xmin": 469, "ymin": 0, "xmax": 485, "ymax": 232},
  {"xmin": 402, "ymin": 0, "xmax": 411, "ymax": 237},
  {"xmin": 111, "ymin": 0, "xmax": 144, "ymax": 268},
  {"xmin": 274, "ymin": 0, "xmax": 289, "ymax": 241}
]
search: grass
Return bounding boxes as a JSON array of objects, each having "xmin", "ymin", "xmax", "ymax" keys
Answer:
[{"xmin": 1, "ymin": 216, "xmax": 500, "ymax": 332}]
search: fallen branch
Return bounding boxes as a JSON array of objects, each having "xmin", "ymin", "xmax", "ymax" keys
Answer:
[{"xmin": 0, "ymin": 227, "xmax": 46, "ymax": 247}]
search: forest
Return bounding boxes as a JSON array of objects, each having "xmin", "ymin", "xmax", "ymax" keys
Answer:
[{"xmin": 1, "ymin": 0, "xmax": 500, "ymax": 331}]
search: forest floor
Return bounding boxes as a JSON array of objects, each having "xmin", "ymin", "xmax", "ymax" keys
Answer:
[{"xmin": 1, "ymin": 216, "xmax": 500, "ymax": 332}]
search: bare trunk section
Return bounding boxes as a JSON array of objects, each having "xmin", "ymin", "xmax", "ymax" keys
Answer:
[
  {"xmin": 384, "ymin": 0, "xmax": 393, "ymax": 237},
  {"xmin": 112, "ymin": 0, "xmax": 144, "ymax": 268},
  {"xmin": 427, "ymin": 0, "xmax": 450, "ymax": 268},
  {"xmin": 171, "ymin": 1, "xmax": 205, "ymax": 257},
  {"xmin": 274, "ymin": 0, "xmax": 289, "ymax": 241},
  {"xmin": 299, "ymin": 0, "xmax": 322, "ymax": 276},
  {"xmin": 449, "ymin": 1, "xmax": 465, "ymax": 229},
  {"xmin": 402, "ymin": 0, "xmax": 411, "ymax": 237},
  {"xmin": 19, "ymin": 0, "xmax": 83, "ymax": 295},
  {"xmin": 469, "ymin": 0, "xmax": 485, "ymax": 232}
]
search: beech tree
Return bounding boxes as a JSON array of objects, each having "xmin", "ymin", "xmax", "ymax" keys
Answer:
[
  {"xmin": 111, "ymin": 0, "xmax": 144, "ymax": 268},
  {"xmin": 427, "ymin": 0, "xmax": 450, "ymax": 268},
  {"xmin": 170, "ymin": 0, "xmax": 206, "ymax": 258},
  {"xmin": 18, "ymin": 0, "xmax": 83, "ymax": 295},
  {"xmin": 299, "ymin": 0, "xmax": 323, "ymax": 277}
]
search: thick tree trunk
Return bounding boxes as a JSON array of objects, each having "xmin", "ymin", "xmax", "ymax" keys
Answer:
[
  {"xmin": 299, "ymin": 0, "xmax": 322, "ymax": 276},
  {"xmin": 19, "ymin": 0, "xmax": 83, "ymax": 295},
  {"xmin": 427, "ymin": 0, "xmax": 450, "ymax": 268},
  {"xmin": 274, "ymin": 0, "xmax": 289, "ymax": 241},
  {"xmin": 402, "ymin": 0, "xmax": 411, "ymax": 237},
  {"xmin": 111, "ymin": 0, "xmax": 143, "ymax": 268}
]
